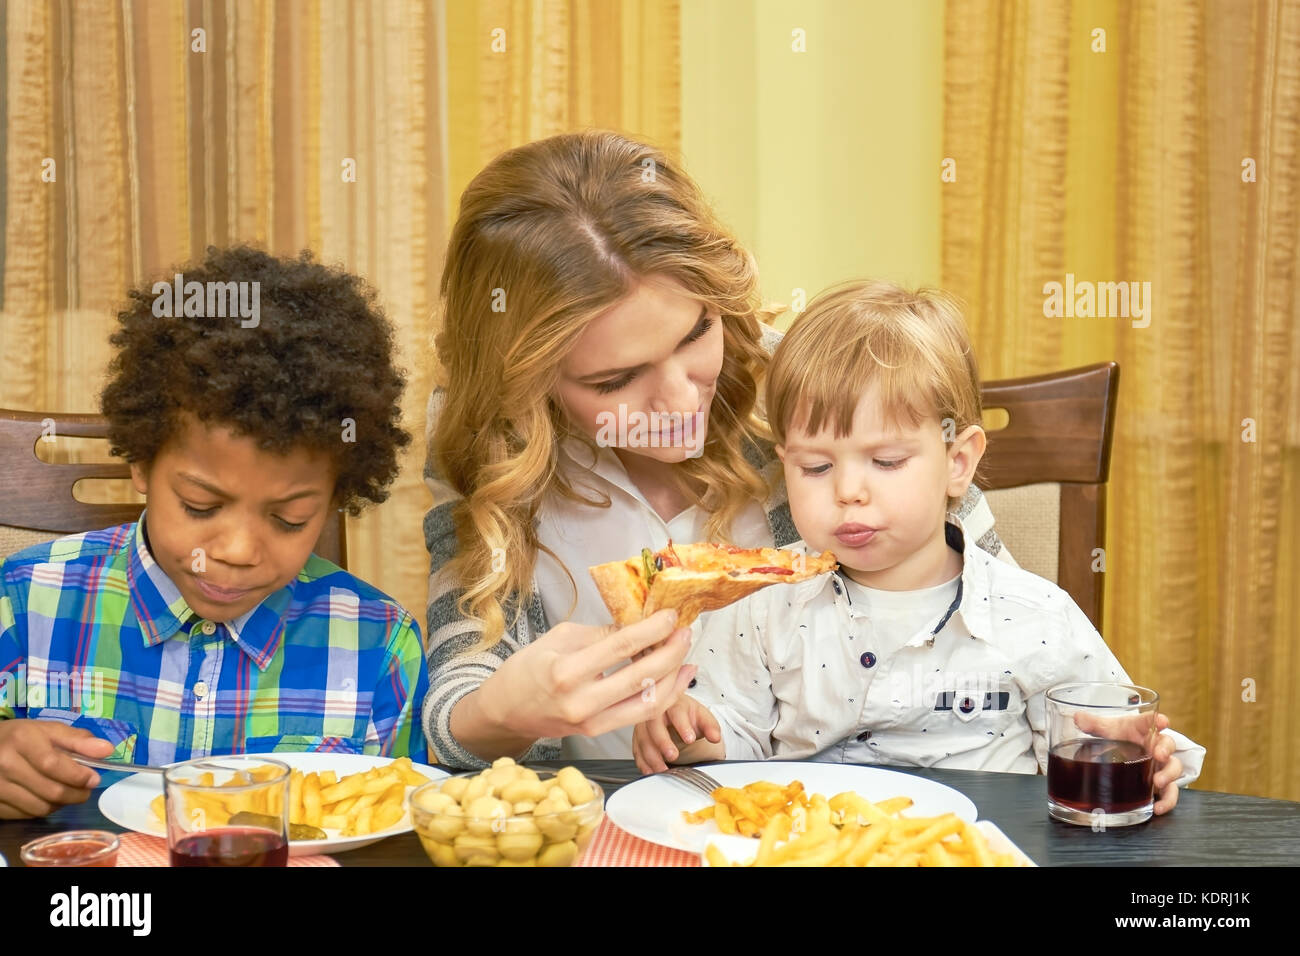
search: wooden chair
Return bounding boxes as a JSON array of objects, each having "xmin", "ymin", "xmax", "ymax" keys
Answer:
[
  {"xmin": 0, "ymin": 409, "xmax": 346, "ymax": 568},
  {"xmin": 976, "ymin": 362, "xmax": 1119, "ymax": 630}
]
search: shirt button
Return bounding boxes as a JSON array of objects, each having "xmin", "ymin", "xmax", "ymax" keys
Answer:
[
  {"xmin": 832, "ymin": 578, "xmax": 843, "ymax": 595},
  {"xmin": 194, "ymin": 681, "xmax": 209, "ymax": 699},
  {"xmin": 688, "ymin": 678, "xmax": 698, "ymax": 689},
  {"xmin": 199, "ymin": 621, "xmax": 217, "ymax": 636},
  {"xmin": 859, "ymin": 651, "xmax": 876, "ymax": 668},
  {"xmin": 856, "ymin": 731, "xmax": 872, "ymax": 742}
]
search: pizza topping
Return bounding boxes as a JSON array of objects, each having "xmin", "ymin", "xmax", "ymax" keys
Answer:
[
  {"xmin": 641, "ymin": 548, "xmax": 658, "ymax": 584},
  {"xmin": 729, "ymin": 566, "xmax": 795, "ymax": 577}
]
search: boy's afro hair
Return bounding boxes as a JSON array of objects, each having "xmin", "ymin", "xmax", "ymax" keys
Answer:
[{"xmin": 100, "ymin": 245, "xmax": 411, "ymax": 515}]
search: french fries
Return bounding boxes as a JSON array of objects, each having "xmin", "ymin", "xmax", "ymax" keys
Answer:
[
  {"xmin": 148, "ymin": 757, "xmax": 432, "ymax": 841},
  {"xmin": 692, "ymin": 780, "xmax": 1026, "ymax": 867},
  {"xmin": 683, "ymin": 780, "xmax": 807, "ymax": 834}
]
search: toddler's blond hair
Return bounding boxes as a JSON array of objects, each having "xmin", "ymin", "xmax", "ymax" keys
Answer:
[{"xmin": 766, "ymin": 280, "xmax": 983, "ymax": 505}]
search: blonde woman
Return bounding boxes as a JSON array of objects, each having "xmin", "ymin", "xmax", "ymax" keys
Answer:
[{"xmin": 424, "ymin": 130, "xmax": 1013, "ymax": 769}]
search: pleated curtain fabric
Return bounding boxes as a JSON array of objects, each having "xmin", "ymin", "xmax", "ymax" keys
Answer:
[
  {"xmin": 0, "ymin": 0, "xmax": 681, "ymax": 676},
  {"xmin": 0, "ymin": 0, "xmax": 450, "ymax": 635},
  {"xmin": 442, "ymin": 0, "xmax": 681, "ymax": 208},
  {"xmin": 942, "ymin": 0, "xmax": 1300, "ymax": 802}
]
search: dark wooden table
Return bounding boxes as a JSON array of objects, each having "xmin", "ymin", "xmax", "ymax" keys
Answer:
[{"xmin": 3, "ymin": 759, "xmax": 1297, "ymax": 867}]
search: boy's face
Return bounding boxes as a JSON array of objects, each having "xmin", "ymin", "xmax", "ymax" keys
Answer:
[
  {"xmin": 130, "ymin": 415, "xmax": 338, "ymax": 622},
  {"xmin": 777, "ymin": 386, "xmax": 986, "ymax": 590}
]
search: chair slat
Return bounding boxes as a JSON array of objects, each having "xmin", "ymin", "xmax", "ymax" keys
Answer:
[
  {"xmin": 978, "ymin": 362, "xmax": 1119, "ymax": 629},
  {"xmin": 0, "ymin": 409, "xmax": 346, "ymax": 567}
]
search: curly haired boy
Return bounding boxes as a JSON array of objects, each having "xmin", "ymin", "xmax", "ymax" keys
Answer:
[{"xmin": 0, "ymin": 246, "xmax": 428, "ymax": 819}]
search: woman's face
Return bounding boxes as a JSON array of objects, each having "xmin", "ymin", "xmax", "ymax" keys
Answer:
[{"xmin": 555, "ymin": 276, "xmax": 724, "ymax": 464}]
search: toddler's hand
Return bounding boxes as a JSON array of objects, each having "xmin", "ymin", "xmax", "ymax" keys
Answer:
[
  {"xmin": 1072, "ymin": 710, "xmax": 1184, "ymax": 815},
  {"xmin": 632, "ymin": 695, "xmax": 721, "ymax": 774},
  {"xmin": 1149, "ymin": 714, "xmax": 1184, "ymax": 814}
]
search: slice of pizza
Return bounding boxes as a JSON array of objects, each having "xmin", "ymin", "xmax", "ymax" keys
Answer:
[{"xmin": 589, "ymin": 541, "xmax": 839, "ymax": 629}]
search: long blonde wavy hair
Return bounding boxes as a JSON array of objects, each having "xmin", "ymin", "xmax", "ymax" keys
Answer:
[{"xmin": 432, "ymin": 130, "xmax": 772, "ymax": 645}]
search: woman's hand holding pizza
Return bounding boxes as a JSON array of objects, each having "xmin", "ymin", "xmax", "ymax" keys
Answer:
[
  {"xmin": 453, "ymin": 609, "xmax": 697, "ymax": 759},
  {"xmin": 633, "ymin": 695, "xmax": 725, "ymax": 774}
]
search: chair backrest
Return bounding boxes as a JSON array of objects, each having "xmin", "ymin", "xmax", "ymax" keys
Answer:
[
  {"xmin": 0, "ymin": 409, "xmax": 346, "ymax": 568},
  {"xmin": 977, "ymin": 362, "xmax": 1119, "ymax": 630}
]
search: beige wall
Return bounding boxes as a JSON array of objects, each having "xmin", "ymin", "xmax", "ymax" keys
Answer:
[{"xmin": 681, "ymin": 0, "xmax": 946, "ymax": 322}]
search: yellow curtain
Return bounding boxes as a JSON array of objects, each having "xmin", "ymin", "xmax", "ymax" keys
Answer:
[
  {"xmin": 943, "ymin": 0, "xmax": 1300, "ymax": 802},
  {"xmin": 442, "ymin": 0, "xmax": 681, "ymax": 209},
  {"xmin": 0, "ymin": 0, "xmax": 448, "ymax": 629},
  {"xmin": 0, "ymin": 0, "xmax": 679, "ymax": 642}
]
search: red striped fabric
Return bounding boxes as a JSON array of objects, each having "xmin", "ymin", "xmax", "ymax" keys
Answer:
[
  {"xmin": 115, "ymin": 832, "xmax": 340, "ymax": 867},
  {"xmin": 576, "ymin": 818, "xmax": 699, "ymax": 867}
]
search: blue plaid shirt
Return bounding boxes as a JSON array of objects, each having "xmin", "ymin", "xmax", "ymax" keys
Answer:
[{"xmin": 0, "ymin": 517, "xmax": 429, "ymax": 765}]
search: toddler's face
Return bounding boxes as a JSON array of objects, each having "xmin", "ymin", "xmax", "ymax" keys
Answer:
[
  {"xmin": 778, "ymin": 386, "xmax": 985, "ymax": 590},
  {"xmin": 130, "ymin": 415, "xmax": 338, "ymax": 622},
  {"xmin": 555, "ymin": 275, "xmax": 723, "ymax": 463}
]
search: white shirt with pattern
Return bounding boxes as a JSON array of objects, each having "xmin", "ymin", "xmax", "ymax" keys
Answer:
[{"xmin": 686, "ymin": 522, "xmax": 1206, "ymax": 785}]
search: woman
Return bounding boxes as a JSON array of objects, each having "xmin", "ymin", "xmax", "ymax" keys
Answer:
[{"xmin": 423, "ymin": 130, "xmax": 1011, "ymax": 768}]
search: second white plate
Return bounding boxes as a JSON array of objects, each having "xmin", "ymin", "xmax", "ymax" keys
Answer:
[
  {"xmin": 605, "ymin": 762, "xmax": 978, "ymax": 852},
  {"xmin": 99, "ymin": 752, "xmax": 446, "ymax": 856}
]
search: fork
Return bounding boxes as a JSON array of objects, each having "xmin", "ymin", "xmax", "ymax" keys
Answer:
[
  {"xmin": 69, "ymin": 755, "xmax": 250, "ymax": 776},
  {"xmin": 662, "ymin": 765, "xmax": 723, "ymax": 796}
]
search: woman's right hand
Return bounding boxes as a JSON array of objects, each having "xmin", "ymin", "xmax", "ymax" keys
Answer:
[{"xmin": 449, "ymin": 609, "xmax": 696, "ymax": 761}]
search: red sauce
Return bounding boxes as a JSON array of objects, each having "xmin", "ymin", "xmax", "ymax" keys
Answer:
[
  {"xmin": 750, "ymin": 566, "xmax": 793, "ymax": 575},
  {"xmin": 26, "ymin": 840, "xmax": 118, "ymax": 866}
]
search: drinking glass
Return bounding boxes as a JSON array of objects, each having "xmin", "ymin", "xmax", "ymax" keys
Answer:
[
  {"xmin": 1046, "ymin": 682, "xmax": 1159, "ymax": 827},
  {"xmin": 164, "ymin": 756, "xmax": 291, "ymax": 866}
]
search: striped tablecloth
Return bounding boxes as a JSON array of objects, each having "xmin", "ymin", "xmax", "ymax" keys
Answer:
[
  {"xmin": 576, "ymin": 817, "xmax": 699, "ymax": 867},
  {"xmin": 116, "ymin": 832, "xmax": 340, "ymax": 867},
  {"xmin": 117, "ymin": 819, "xmax": 691, "ymax": 867}
]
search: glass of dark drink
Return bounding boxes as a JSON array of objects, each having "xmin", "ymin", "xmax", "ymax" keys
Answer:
[
  {"xmin": 163, "ymin": 757, "xmax": 291, "ymax": 867},
  {"xmin": 1046, "ymin": 682, "xmax": 1159, "ymax": 827}
]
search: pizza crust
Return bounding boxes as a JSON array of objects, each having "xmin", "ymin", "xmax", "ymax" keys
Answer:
[
  {"xmin": 643, "ymin": 570, "xmax": 785, "ymax": 627},
  {"xmin": 588, "ymin": 545, "xmax": 838, "ymax": 629},
  {"xmin": 587, "ymin": 560, "xmax": 649, "ymax": 628}
]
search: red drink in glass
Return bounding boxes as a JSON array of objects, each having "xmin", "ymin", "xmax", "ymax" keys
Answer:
[
  {"xmin": 1047, "ymin": 738, "xmax": 1154, "ymax": 814},
  {"xmin": 164, "ymin": 756, "xmax": 291, "ymax": 866},
  {"xmin": 170, "ymin": 826, "xmax": 289, "ymax": 867},
  {"xmin": 1046, "ymin": 682, "xmax": 1159, "ymax": 827}
]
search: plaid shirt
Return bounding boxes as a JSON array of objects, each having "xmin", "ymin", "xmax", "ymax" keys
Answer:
[{"xmin": 0, "ymin": 517, "xmax": 428, "ymax": 765}]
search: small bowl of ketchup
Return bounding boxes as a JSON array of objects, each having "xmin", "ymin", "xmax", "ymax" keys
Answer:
[{"xmin": 21, "ymin": 830, "xmax": 120, "ymax": 867}]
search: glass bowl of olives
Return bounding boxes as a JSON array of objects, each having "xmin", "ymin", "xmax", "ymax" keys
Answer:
[{"xmin": 410, "ymin": 759, "xmax": 604, "ymax": 867}]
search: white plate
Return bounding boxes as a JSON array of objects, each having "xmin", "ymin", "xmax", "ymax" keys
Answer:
[
  {"xmin": 701, "ymin": 819, "xmax": 1036, "ymax": 866},
  {"xmin": 99, "ymin": 752, "xmax": 446, "ymax": 856},
  {"xmin": 605, "ymin": 762, "xmax": 978, "ymax": 852}
]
